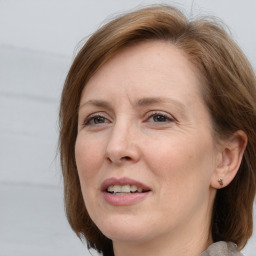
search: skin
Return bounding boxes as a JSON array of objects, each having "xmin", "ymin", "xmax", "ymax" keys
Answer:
[{"xmin": 75, "ymin": 41, "xmax": 246, "ymax": 256}]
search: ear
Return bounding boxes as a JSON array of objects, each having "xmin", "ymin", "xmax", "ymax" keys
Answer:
[{"xmin": 211, "ymin": 130, "xmax": 247, "ymax": 189}]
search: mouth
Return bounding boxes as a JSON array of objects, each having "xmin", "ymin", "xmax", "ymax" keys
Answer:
[
  {"xmin": 106, "ymin": 184, "xmax": 150, "ymax": 195},
  {"xmin": 101, "ymin": 177, "xmax": 151, "ymax": 206},
  {"xmin": 101, "ymin": 177, "xmax": 151, "ymax": 196}
]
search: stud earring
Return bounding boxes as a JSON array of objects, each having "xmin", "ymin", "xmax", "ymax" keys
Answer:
[{"xmin": 218, "ymin": 178, "xmax": 224, "ymax": 186}]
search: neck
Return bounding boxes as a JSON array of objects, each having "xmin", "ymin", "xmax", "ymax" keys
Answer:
[{"xmin": 113, "ymin": 229, "xmax": 212, "ymax": 256}]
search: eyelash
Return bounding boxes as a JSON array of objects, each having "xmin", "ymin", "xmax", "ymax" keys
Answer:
[
  {"xmin": 83, "ymin": 114, "xmax": 110, "ymax": 126},
  {"xmin": 82, "ymin": 111, "xmax": 175, "ymax": 127},
  {"xmin": 145, "ymin": 111, "xmax": 175, "ymax": 123}
]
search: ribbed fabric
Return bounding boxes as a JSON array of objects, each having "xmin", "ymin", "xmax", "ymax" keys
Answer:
[{"xmin": 200, "ymin": 241, "xmax": 244, "ymax": 256}]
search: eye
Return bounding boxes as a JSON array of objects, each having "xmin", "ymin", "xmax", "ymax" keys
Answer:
[
  {"xmin": 83, "ymin": 114, "xmax": 110, "ymax": 126},
  {"xmin": 146, "ymin": 111, "xmax": 174, "ymax": 123}
]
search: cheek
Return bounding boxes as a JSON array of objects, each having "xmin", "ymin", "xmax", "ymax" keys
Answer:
[
  {"xmin": 75, "ymin": 134, "xmax": 104, "ymax": 178},
  {"xmin": 145, "ymin": 136, "xmax": 216, "ymax": 221},
  {"xmin": 144, "ymin": 134, "xmax": 215, "ymax": 191},
  {"xmin": 75, "ymin": 135, "xmax": 104, "ymax": 211}
]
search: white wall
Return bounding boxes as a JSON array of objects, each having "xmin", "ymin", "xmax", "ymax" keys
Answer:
[
  {"xmin": 1, "ymin": 0, "xmax": 255, "ymax": 62},
  {"xmin": 0, "ymin": 1, "xmax": 255, "ymax": 255}
]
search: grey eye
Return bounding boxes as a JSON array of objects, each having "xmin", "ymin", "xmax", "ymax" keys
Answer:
[
  {"xmin": 152, "ymin": 114, "xmax": 169, "ymax": 122},
  {"xmin": 84, "ymin": 115, "xmax": 109, "ymax": 126},
  {"xmin": 93, "ymin": 116, "xmax": 106, "ymax": 124}
]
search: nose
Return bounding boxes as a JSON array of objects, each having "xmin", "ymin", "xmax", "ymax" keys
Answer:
[{"xmin": 105, "ymin": 120, "xmax": 140, "ymax": 165}]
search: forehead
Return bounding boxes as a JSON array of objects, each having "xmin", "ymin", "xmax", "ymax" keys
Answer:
[{"xmin": 81, "ymin": 40, "xmax": 203, "ymax": 105}]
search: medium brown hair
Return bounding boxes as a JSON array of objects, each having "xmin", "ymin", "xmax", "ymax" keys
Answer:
[{"xmin": 59, "ymin": 5, "xmax": 256, "ymax": 255}]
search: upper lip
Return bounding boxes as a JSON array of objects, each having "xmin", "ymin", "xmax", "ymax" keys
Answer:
[{"xmin": 101, "ymin": 177, "xmax": 151, "ymax": 192}]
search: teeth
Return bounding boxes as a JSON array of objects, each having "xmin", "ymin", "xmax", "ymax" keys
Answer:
[
  {"xmin": 130, "ymin": 185, "xmax": 137, "ymax": 192},
  {"xmin": 113, "ymin": 185, "xmax": 121, "ymax": 193},
  {"xmin": 107, "ymin": 184, "xmax": 144, "ymax": 193},
  {"xmin": 122, "ymin": 185, "xmax": 130, "ymax": 193}
]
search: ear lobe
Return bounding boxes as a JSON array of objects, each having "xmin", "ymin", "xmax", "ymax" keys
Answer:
[{"xmin": 211, "ymin": 130, "xmax": 247, "ymax": 189}]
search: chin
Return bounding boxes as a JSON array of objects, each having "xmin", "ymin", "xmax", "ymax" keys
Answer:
[{"xmin": 95, "ymin": 214, "xmax": 152, "ymax": 242}]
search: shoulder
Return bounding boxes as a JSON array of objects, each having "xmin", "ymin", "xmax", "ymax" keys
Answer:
[{"xmin": 200, "ymin": 241, "xmax": 244, "ymax": 256}]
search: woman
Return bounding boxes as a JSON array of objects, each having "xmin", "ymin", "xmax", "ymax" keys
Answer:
[{"xmin": 59, "ymin": 5, "xmax": 256, "ymax": 256}]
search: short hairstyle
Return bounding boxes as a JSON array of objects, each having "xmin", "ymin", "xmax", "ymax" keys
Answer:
[{"xmin": 59, "ymin": 5, "xmax": 256, "ymax": 255}]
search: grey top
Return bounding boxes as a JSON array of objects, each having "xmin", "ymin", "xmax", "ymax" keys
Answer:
[{"xmin": 200, "ymin": 241, "xmax": 244, "ymax": 256}]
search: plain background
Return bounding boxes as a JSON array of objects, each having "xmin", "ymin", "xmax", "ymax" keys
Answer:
[{"xmin": 0, "ymin": 0, "xmax": 255, "ymax": 255}]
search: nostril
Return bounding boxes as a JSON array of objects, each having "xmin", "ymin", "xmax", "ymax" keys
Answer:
[
  {"xmin": 106, "ymin": 155, "xmax": 131, "ymax": 163},
  {"xmin": 121, "ymin": 156, "xmax": 131, "ymax": 160}
]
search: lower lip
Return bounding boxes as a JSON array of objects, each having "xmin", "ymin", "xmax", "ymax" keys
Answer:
[{"xmin": 102, "ymin": 191, "xmax": 150, "ymax": 206}]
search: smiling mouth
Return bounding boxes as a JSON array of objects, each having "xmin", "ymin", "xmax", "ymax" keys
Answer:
[{"xmin": 106, "ymin": 184, "xmax": 150, "ymax": 195}]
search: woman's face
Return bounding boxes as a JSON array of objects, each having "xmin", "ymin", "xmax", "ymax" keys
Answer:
[{"xmin": 75, "ymin": 41, "xmax": 219, "ymax": 245}]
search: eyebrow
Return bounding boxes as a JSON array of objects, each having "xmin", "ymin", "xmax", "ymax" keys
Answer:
[
  {"xmin": 136, "ymin": 97, "xmax": 187, "ymax": 118},
  {"xmin": 135, "ymin": 97, "xmax": 185, "ymax": 109},
  {"xmin": 79, "ymin": 99, "xmax": 112, "ymax": 109},
  {"xmin": 79, "ymin": 97, "xmax": 187, "ymax": 114}
]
